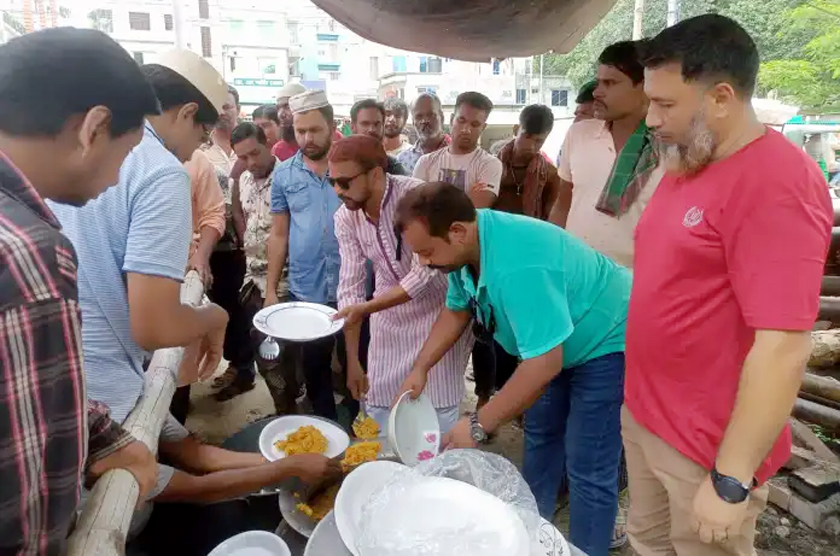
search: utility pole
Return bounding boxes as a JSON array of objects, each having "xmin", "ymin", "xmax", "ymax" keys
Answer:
[
  {"xmin": 632, "ymin": 0, "xmax": 645, "ymax": 40},
  {"xmin": 539, "ymin": 54, "xmax": 544, "ymax": 105},
  {"xmin": 172, "ymin": 0, "xmax": 186, "ymax": 49},
  {"xmin": 667, "ymin": 0, "xmax": 680, "ymax": 27}
]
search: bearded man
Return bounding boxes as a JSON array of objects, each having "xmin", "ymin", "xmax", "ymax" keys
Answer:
[
  {"xmin": 264, "ymin": 90, "xmax": 343, "ymax": 420},
  {"xmin": 624, "ymin": 14, "xmax": 831, "ymax": 555}
]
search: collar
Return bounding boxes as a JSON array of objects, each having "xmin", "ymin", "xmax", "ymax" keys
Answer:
[
  {"xmin": 144, "ymin": 120, "xmax": 165, "ymax": 146},
  {"xmin": 0, "ymin": 149, "xmax": 61, "ymax": 229},
  {"xmin": 292, "ymin": 150, "xmax": 330, "ymax": 181},
  {"xmin": 457, "ymin": 209, "xmax": 488, "ymax": 298},
  {"xmin": 363, "ymin": 175, "xmax": 394, "ymax": 225},
  {"xmin": 413, "ymin": 134, "xmax": 449, "ymax": 153}
]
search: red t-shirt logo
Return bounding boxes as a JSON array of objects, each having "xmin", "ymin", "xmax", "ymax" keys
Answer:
[{"xmin": 682, "ymin": 206, "xmax": 704, "ymax": 228}]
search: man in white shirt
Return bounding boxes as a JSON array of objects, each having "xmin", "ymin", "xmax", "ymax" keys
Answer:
[
  {"xmin": 412, "ymin": 91, "xmax": 502, "ymax": 209},
  {"xmin": 382, "ymin": 97, "xmax": 411, "ymax": 157}
]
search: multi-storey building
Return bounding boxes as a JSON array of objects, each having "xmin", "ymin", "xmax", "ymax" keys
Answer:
[{"xmin": 1, "ymin": 0, "xmax": 71, "ymax": 44}]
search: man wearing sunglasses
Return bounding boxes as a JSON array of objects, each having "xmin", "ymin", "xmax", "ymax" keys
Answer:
[
  {"xmin": 329, "ymin": 135, "xmax": 472, "ymax": 434},
  {"xmin": 395, "ymin": 182, "xmax": 631, "ymax": 556}
]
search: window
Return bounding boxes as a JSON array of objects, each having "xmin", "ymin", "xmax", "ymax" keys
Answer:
[
  {"xmin": 419, "ymin": 56, "xmax": 428, "ymax": 73},
  {"xmin": 132, "ymin": 51, "xmax": 144, "ymax": 65},
  {"xmin": 164, "ymin": 14, "xmax": 173, "ymax": 31},
  {"xmin": 492, "ymin": 60, "xmax": 500, "ymax": 75},
  {"xmin": 200, "ymin": 26, "xmax": 212, "ymax": 58},
  {"xmin": 88, "ymin": 9, "xmax": 113, "ymax": 34},
  {"xmin": 392, "ymin": 56, "xmax": 407, "ymax": 73},
  {"xmin": 551, "ymin": 89, "xmax": 568, "ymax": 107},
  {"xmin": 229, "ymin": 19, "xmax": 244, "ymax": 34},
  {"xmin": 259, "ymin": 59, "xmax": 276, "ymax": 75},
  {"xmin": 289, "ymin": 58, "xmax": 301, "ymax": 77},
  {"xmin": 516, "ymin": 89, "xmax": 527, "ymax": 104},
  {"xmin": 369, "ymin": 57, "xmax": 379, "ymax": 80},
  {"xmin": 417, "ymin": 86, "xmax": 437, "ymax": 95},
  {"xmin": 257, "ymin": 20, "xmax": 275, "ymax": 39},
  {"xmin": 428, "ymin": 57, "xmax": 442, "ymax": 73},
  {"xmin": 198, "ymin": 0, "xmax": 209, "ymax": 19},
  {"xmin": 329, "ymin": 72, "xmax": 341, "ymax": 81},
  {"xmin": 229, "ymin": 56, "xmax": 236, "ymax": 72},
  {"xmin": 328, "ymin": 19, "xmax": 336, "ymax": 32},
  {"xmin": 287, "ymin": 21, "xmax": 299, "ymax": 44},
  {"xmin": 128, "ymin": 12, "xmax": 150, "ymax": 31}
]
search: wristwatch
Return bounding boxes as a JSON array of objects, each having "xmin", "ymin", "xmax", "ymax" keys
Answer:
[
  {"xmin": 468, "ymin": 412, "xmax": 488, "ymax": 444},
  {"xmin": 710, "ymin": 466, "xmax": 754, "ymax": 504}
]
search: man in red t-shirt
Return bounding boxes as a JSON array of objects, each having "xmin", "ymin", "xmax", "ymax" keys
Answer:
[
  {"xmin": 272, "ymin": 83, "xmax": 307, "ymax": 161},
  {"xmin": 625, "ymin": 14, "xmax": 831, "ymax": 556}
]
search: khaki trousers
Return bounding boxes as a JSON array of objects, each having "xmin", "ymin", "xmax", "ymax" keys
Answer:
[{"xmin": 621, "ymin": 406, "xmax": 768, "ymax": 556}]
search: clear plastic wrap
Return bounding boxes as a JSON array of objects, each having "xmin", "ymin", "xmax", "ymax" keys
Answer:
[{"xmin": 356, "ymin": 449, "xmax": 540, "ymax": 555}]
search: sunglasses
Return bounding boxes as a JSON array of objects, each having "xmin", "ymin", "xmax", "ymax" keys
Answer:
[{"xmin": 328, "ymin": 169, "xmax": 367, "ymax": 190}]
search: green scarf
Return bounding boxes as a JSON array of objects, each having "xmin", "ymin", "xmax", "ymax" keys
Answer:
[{"xmin": 595, "ymin": 121, "xmax": 658, "ymax": 217}]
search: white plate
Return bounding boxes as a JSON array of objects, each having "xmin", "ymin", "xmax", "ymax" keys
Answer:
[
  {"xmin": 278, "ymin": 488, "xmax": 316, "ymax": 538},
  {"xmin": 387, "ymin": 391, "xmax": 440, "ymax": 466},
  {"xmin": 304, "ymin": 511, "xmax": 352, "ymax": 556},
  {"xmin": 335, "ymin": 460, "xmax": 407, "ymax": 556},
  {"xmin": 532, "ymin": 518, "xmax": 571, "ymax": 556},
  {"xmin": 366, "ymin": 476, "xmax": 530, "ymax": 556},
  {"xmin": 253, "ymin": 302, "xmax": 345, "ymax": 342},
  {"xmin": 259, "ymin": 415, "xmax": 350, "ymax": 462},
  {"xmin": 208, "ymin": 531, "xmax": 291, "ymax": 556}
]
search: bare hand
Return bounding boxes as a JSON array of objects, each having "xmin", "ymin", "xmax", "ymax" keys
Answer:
[
  {"xmin": 230, "ymin": 158, "xmax": 247, "ymax": 182},
  {"xmin": 264, "ymin": 291, "xmax": 280, "ymax": 308},
  {"xmin": 691, "ymin": 474, "xmax": 750, "ymax": 544},
  {"xmin": 87, "ymin": 440, "xmax": 158, "ymax": 501},
  {"xmin": 286, "ymin": 454, "xmax": 343, "ymax": 485},
  {"xmin": 332, "ymin": 302, "xmax": 369, "ymax": 327},
  {"xmin": 394, "ymin": 367, "xmax": 428, "ymax": 406},
  {"xmin": 441, "ymin": 417, "xmax": 478, "ymax": 451},
  {"xmin": 178, "ymin": 303, "xmax": 228, "ymax": 385},
  {"xmin": 187, "ymin": 252, "xmax": 213, "ymax": 288},
  {"xmin": 347, "ymin": 359, "xmax": 369, "ymax": 401}
]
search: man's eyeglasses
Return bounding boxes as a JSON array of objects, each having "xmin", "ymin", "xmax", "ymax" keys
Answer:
[{"xmin": 328, "ymin": 170, "xmax": 367, "ymax": 190}]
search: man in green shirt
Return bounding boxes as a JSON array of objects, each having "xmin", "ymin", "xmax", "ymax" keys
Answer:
[{"xmin": 395, "ymin": 182, "xmax": 630, "ymax": 556}]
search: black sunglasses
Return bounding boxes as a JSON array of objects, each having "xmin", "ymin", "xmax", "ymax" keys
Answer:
[{"xmin": 328, "ymin": 170, "xmax": 367, "ymax": 190}]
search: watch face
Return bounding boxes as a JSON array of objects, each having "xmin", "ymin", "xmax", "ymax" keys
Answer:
[
  {"xmin": 471, "ymin": 429, "xmax": 485, "ymax": 442},
  {"xmin": 713, "ymin": 474, "xmax": 749, "ymax": 504}
]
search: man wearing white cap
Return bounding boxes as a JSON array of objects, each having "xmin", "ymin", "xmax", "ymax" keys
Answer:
[
  {"xmin": 50, "ymin": 53, "xmax": 341, "ymax": 554},
  {"xmin": 265, "ymin": 89, "xmax": 344, "ymax": 421},
  {"xmin": 273, "ymin": 82, "xmax": 308, "ymax": 161}
]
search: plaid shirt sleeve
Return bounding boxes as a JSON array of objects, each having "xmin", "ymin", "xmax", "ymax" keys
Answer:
[{"xmin": 86, "ymin": 399, "xmax": 134, "ymax": 468}]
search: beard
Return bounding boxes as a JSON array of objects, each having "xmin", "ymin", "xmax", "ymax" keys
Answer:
[
  {"xmin": 303, "ymin": 141, "xmax": 331, "ymax": 161},
  {"xmin": 384, "ymin": 126, "xmax": 402, "ymax": 139},
  {"xmin": 657, "ymin": 114, "xmax": 717, "ymax": 176}
]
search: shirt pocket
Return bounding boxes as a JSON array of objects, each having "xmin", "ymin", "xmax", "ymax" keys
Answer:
[{"xmin": 284, "ymin": 181, "xmax": 311, "ymax": 212}]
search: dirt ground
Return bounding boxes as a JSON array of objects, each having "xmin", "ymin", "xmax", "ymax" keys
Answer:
[{"xmin": 186, "ymin": 367, "xmax": 838, "ymax": 556}]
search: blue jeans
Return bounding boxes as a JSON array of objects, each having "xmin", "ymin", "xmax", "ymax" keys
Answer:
[{"xmin": 523, "ymin": 352, "xmax": 624, "ymax": 556}]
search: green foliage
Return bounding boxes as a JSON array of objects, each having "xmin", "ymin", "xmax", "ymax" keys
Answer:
[{"xmin": 538, "ymin": 0, "xmax": 840, "ymax": 111}]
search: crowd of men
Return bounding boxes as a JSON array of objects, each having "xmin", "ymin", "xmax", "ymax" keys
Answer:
[{"xmin": 0, "ymin": 12, "xmax": 832, "ymax": 556}]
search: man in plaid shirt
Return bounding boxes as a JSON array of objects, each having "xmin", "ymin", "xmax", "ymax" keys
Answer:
[{"xmin": 0, "ymin": 29, "xmax": 162, "ymax": 555}]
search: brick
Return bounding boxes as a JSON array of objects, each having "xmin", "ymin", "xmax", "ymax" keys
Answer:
[
  {"xmin": 787, "ymin": 491, "xmax": 840, "ymax": 529},
  {"xmin": 768, "ymin": 480, "xmax": 792, "ymax": 511}
]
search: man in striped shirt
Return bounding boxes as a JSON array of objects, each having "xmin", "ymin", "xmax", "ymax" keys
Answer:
[{"xmin": 0, "ymin": 28, "xmax": 161, "ymax": 556}]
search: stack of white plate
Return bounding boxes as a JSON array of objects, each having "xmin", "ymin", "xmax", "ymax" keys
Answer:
[{"xmin": 208, "ymin": 531, "xmax": 291, "ymax": 556}]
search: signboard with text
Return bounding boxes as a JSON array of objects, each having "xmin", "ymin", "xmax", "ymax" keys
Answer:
[{"xmin": 232, "ymin": 78, "xmax": 285, "ymax": 88}]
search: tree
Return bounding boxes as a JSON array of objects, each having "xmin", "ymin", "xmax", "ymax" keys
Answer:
[
  {"xmin": 757, "ymin": 0, "xmax": 840, "ymax": 111},
  {"xmin": 537, "ymin": 0, "xmax": 840, "ymax": 111}
]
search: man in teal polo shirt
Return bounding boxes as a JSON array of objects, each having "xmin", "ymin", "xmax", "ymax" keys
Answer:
[{"xmin": 395, "ymin": 182, "xmax": 630, "ymax": 556}]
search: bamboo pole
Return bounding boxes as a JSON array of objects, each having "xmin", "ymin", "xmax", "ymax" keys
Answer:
[
  {"xmin": 801, "ymin": 373, "xmax": 840, "ymax": 405},
  {"xmin": 793, "ymin": 397, "xmax": 840, "ymax": 434},
  {"xmin": 66, "ymin": 271, "xmax": 205, "ymax": 556}
]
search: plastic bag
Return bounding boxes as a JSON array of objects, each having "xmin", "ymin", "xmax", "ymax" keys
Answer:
[{"xmin": 356, "ymin": 449, "xmax": 540, "ymax": 556}]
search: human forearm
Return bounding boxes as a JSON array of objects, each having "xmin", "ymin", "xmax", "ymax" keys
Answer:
[
  {"xmin": 477, "ymin": 345, "xmax": 563, "ymax": 433},
  {"xmin": 193, "ymin": 227, "xmax": 220, "ymax": 261},
  {"xmin": 265, "ymin": 230, "xmax": 289, "ymax": 299},
  {"xmin": 548, "ymin": 180, "xmax": 573, "ymax": 228},
  {"xmin": 160, "ymin": 437, "xmax": 265, "ymax": 474},
  {"xmin": 156, "ymin": 460, "xmax": 301, "ymax": 503},
  {"xmin": 231, "ymin": 181, "xmax": 246, "ymax": 241},
  {"xmin": 343, "ymin": 320, "xmax": 363, "ymax": 364},
  {"xmin": 468, "ymin": 189, "xmax": 497, "ymax": 209},
  {"xmin": 412, "ymin": 308, "xmax": 472, "ymax": 375},
  {"xmin": 716, "ymin": 330, "xmax": 811, "ymax": 483}
]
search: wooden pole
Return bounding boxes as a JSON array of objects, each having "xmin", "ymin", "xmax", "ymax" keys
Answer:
[
  {"xmin": 818, "ymin": 297, "xmax": 840, "ymax": 322},
  {"xmin": 801, "ymin": 373, "xmax": 840, "ymax": 405},
  {"xmin": 793, "ymin": 397, "xmax": 840, "ymax": 433},
  {"xmin": 66, "ymin": 272, "xmax": 204, "ymax": 556}
]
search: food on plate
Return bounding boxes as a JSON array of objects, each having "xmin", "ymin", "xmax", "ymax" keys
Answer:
[
  {"xmin": 274, "ymin": 425, "xmax": 328, "ymax": 455},
  {"xmin": 341, "ymin": 441, "xmax": 381, "ymax": 468},
  {"xmin": 296, "ymin": 484, "xmax": 340, "ymax": 522},
  {"xmin": 352, "ymin": 416, "xmax": 380, "ymax": 439}
]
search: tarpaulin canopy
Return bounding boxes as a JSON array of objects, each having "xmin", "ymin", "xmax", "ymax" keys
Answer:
[{"xmin": 311, "ymin": 0, "xmax": 618, "ymax": 62}]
